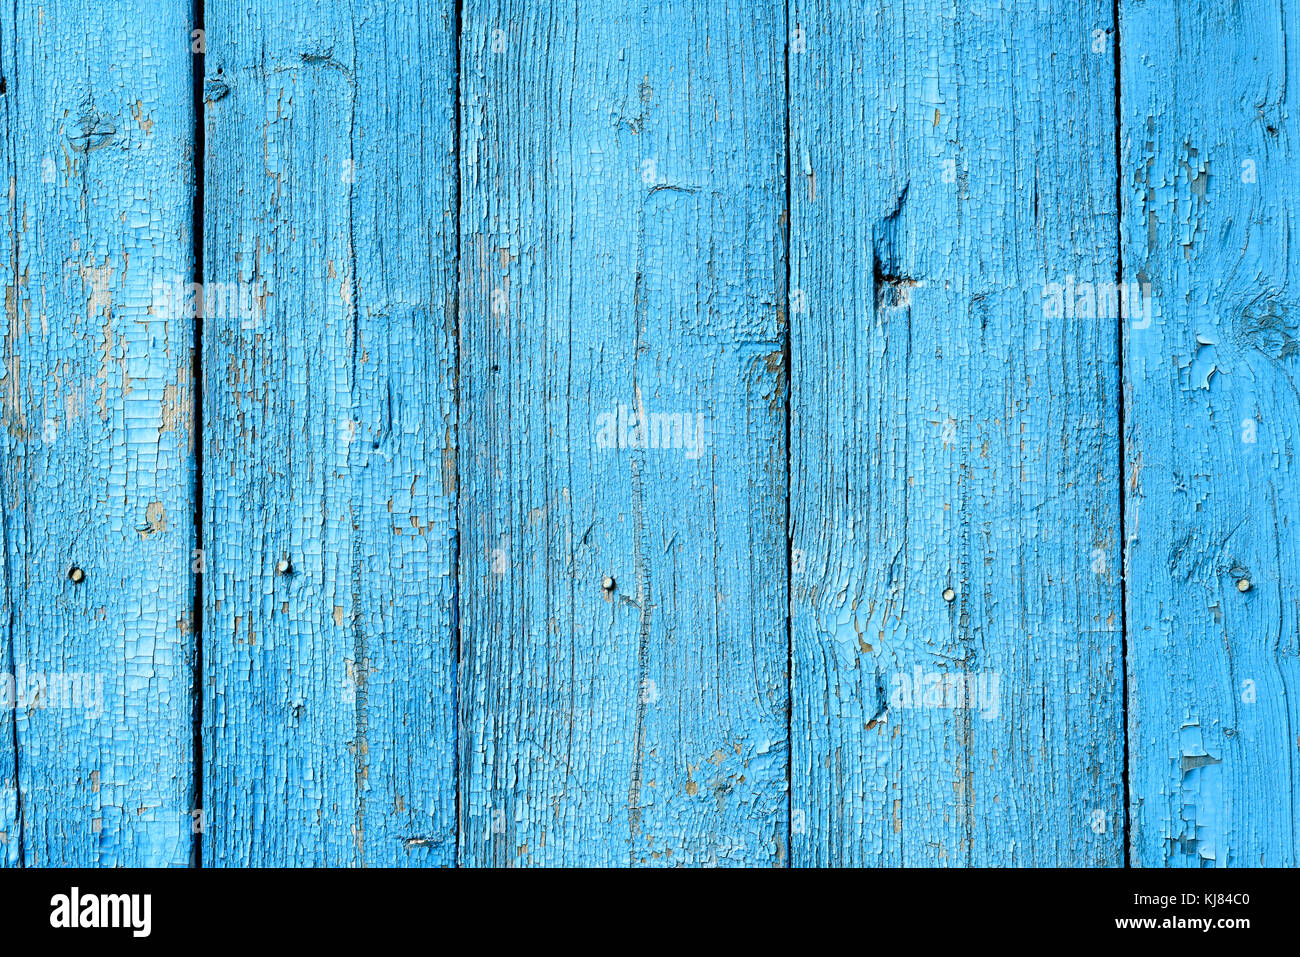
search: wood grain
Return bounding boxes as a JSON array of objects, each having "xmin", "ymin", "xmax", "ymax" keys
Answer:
[
  {"xmin": 201, "ymin": 0, "xmax": 459, "ymax": 866},
  {"xmin": 788, "ymin": 0, "xmax": 1126, "ymax": 865},
  {"xmin": 1121, "ymin": 0, "xmax": 1300, "ymax": 867},
  {"xmin": 457, "ymin": 0, "xmax": 789, "ymax": 866},
  {"xmin": 0, "ymin": 0, "xmax": 196, "ymax": 866},
  {"xmin": 1, "ymin": 0, "xmax": 1295, "ymax": 869}
]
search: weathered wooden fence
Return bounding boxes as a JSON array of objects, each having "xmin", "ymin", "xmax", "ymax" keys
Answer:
[{"xmin": 0, "ymin": 0, "xmax": 1296, "ymax": 867}]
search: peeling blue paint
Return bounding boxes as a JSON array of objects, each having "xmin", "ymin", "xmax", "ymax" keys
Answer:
[{"xmin": 0, "ymin": 0, "xmax": 1295, "ymax": 868}]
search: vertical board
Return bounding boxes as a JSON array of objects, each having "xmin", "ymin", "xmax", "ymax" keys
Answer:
[
  {"xmin": 202, "ymin": 0, "xmax": 459, "ymax": 865},
  {"xmin": 1122, "ymin": 0, "xmax": 1300, "ymax": 866},
  {"xmin": 458, "ymin": 1, "xmax": 788, "ymax": 865},
  {"xmin": 789, "ymin": 2, "xmax": 1125, "ymax": 865},
  {"xmin": 0, "ymin": 0, "xmax": 195, "ymax": 865}
]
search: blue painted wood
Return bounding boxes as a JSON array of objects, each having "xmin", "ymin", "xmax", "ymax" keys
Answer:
[
  {"xmin": 2, "ymin": 0, "xmax": 1296, "ymax": 870},
  {"xmin": 1121, "ymin": 0, "xmax": 1300, "ymax": 867},
  {"xmin": 0, "ymin": 0, "xmax": 195, "ymax": 865},
  {"xmin": 788, "ymin": 0, "xmax": 1126, "ymax": 865},
  {"xmin": 457, "ymin": 1, "xmax": 789, "ymax": 866},
  {"xmin": 201, "ymin": 0, "xmax": 459, "ymax": 865}
]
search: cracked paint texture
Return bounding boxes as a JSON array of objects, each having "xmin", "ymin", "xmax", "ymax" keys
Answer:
[
  {"xmin": 788, "ymin": 0, "xmax": 1125, "ymax": 866},
  {"xmin": 1122, "ymin": 0, "xmax": 1300, "ymax": 867},
  {"xmin": 0, "ymin": 0, "xmax": 1296, "ymax": 869},
  {"xmin": 200, "ymin": 1, "xmax": 458, "ymax": 866},
  {"xmin": 457, "ymin": 0, "xmax": 789, "ymax": 867},
  {"xmin": 0, "ymin": 0, "xmax": 195, "ymax": 866}
]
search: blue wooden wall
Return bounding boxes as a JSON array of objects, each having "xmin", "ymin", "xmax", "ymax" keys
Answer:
[{"xmin": 0, "ymin": 0, "xmax": 1296, "ymax": 867}]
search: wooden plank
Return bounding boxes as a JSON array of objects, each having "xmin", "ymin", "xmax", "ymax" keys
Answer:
[
  {"xmin": 1121, "ymin": 0, "xmax": 1300, "ymax": 867},
  {"xmin": 789, "ymin": 1, "xmax": 1125, "ymax": 864},
  {"xmin": 201, "ymin": 0, "xmax": 459, "ymax": 865},
  {"xmin": 458, "ymin": 2, "xmax": 788, "ymax": 866},
  {"xmin": 0, "ymin": 0, "xmax": 195, "ymax": 865}
]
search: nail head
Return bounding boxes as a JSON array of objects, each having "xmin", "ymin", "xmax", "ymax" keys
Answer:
[
  {"xmin": 942, "ymin": 587, "xmax": 955, "ymax": 603},
  {"xmin": 602, "ymin": 575, "xmax": 616, "ymax": 591},
  {"xmin": 276, "ymin": 558, "xmax": 292, "ymax": 575},
  {"xmin": 68, "ymin": 566, "xmax": 85, "ymax": 584},
  {"xmin": 1236, "ymin": 577, "xmax": 1252, "ymax": 593}
]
